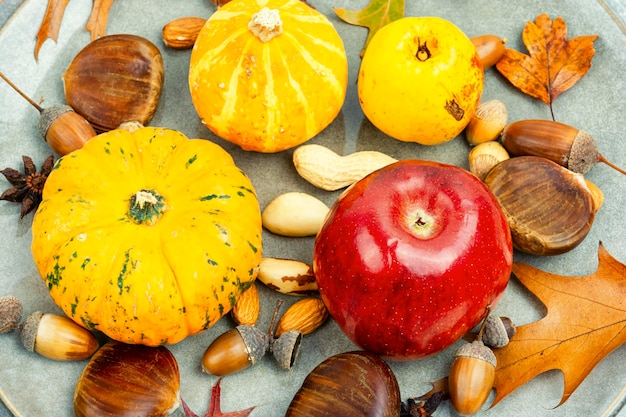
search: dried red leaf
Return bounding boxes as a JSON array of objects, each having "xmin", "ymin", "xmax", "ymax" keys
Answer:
[{"xmin": 181, "ymin": 379, "xmax": 256, "ymax": 417}]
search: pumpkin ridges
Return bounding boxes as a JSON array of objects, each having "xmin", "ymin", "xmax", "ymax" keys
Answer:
[
  {"xmin": 189, "ymin": 0, "xmax": 348, "ymax": 152},
  {"xmin": 32, "ymin": 127, "xmax": 262, "ymax": 345}
]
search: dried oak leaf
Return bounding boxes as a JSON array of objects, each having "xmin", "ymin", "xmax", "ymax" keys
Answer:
[
  {"xmin": 181, "ymin": 378, "xmax": 255, "ymax": 417},
  {"xmin": 35, "ymin": 0, "xmax": 116, "ymax": 60},
  {"xmin": 334, "ymin": 0, "xmax": 405, "ymax": 57},
  {"xmin": 495, "ymin": 14, "xmax": 598, "ymax": 107},
  {"xmin": 492, "ymin": 241, "xmax": 626, "ymax": 407}
]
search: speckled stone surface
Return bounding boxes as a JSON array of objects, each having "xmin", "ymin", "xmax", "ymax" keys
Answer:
[{"xmin": 1, "ymin": 1, "xmax": 626, "ymax": 416}]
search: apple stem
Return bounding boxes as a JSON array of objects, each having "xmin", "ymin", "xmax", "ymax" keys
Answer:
[
  {"xmin": 475, "ymin": 305, "xmax": 492, "ymax": 342},
  {"xmin": 415, "ymin": 39, "xmax": 431, "ymax": 61}
]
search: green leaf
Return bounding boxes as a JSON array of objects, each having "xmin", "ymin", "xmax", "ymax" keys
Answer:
[{"xmin": 334, "ymin": 0, "xmax": 405, "ymax": 57}]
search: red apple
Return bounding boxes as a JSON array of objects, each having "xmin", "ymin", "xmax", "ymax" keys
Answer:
[{"xmin": 313, "ymin": 160, "xmax": 513, "ymax": 360}]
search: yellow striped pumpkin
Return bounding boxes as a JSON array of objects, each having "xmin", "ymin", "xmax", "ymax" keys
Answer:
[
  {"xmin": 188, "ymin": 0, "xmax": 349, "ymax": 153},
  {"xmin": 31, "ymin": 127, "xmax": 262, "ymax": 346}
]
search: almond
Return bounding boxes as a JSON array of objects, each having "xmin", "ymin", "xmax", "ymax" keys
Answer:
[
  {"xmin": 275, "ymin": 297, "xmax": 329, "ymax": 337},
  {"xmin": 231, "ymin": 284, "xmax": 260, "ymax": 326},
  {"xmin": 162, "ymin": 16, "xmax": 206, "ymax": 50},
  {"xmin": 257, "ymin": 257, "xmax": 318, "ymax": 296}
]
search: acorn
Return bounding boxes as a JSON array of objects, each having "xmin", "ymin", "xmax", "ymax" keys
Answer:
[
  {"xmin": 468, "ymin": 141, "xmax": 510, "ymax": 181},
  {"xmin": 203, "ymin": 299, "xmax": 297, "ymax": 376},
  {"xmin": 484, "ymin": 156, "xmax": 596, "ymax": 256},
  {"xmin": 448, "ymin": 313, "xmax": 497, "ymax": 416},
  {"xmin": 482, "ymin": 316, "xmax": 516, "ymax": 348},
  {"xmin": 63, "ymin": 34, "xmax": 164, "ymax": 132},
  {"xmin": 0, "ymin": 71, "xmax": 96, "ymax": 156},
  {"xmin": 20, "ymin": 311, "xmax": 99, "ymax": 361},
  {"xmin": 285, "ymin": 350, "xmax": 401, "ymax": 417},
  {"xmin": 471, "ymin": 34, "xmax": 507, "ymax": 69},
  {"xmin": 74, "ymin": 341, "xmax": 180, "ymax": 417},
  {"xmin": 201, "ymin": 324, "xmax": 270, "ymax": 376},
  {"xmin": 0, "ymin": 295, "xmax": 23, "ymax": 333},
  {"xmin": 501, "ymin": 119, "xmax": 626, "ymax": 175},
  {"xmin": 465, "ymin": 99, "xmax": 508, "ymax": 145}
]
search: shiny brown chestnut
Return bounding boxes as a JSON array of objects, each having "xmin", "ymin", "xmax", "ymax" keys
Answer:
[
  {"xmin": 285, "ymin": 350, "xmax": 401, "ymax": 417},
  {"xmin": 63, "ymin": 34, "xmax": 164, "ymax": 132},
  {"xmin": 74, "ymin": 341, "xmax": 180, "ymax": 417},
  {"xmin": 484, "ymin": 156, "xmax": 595, "ymax": 256}
]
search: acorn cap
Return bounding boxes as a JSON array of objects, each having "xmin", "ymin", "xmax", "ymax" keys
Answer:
[
  {"xmin": 569, "ymin": 129, "xmax": 599, "ymax": 174},
  {"xmin": 455, "ymin": 339, "xmax": 497, "ymax": 368},
  {"xmin": 483, "ymin": 316, "xmax": 516, "ymax": 348},
  {"xmin": 20, "ymin": 311, "xmax": 44, "ymax": 352},
  {"xmin": 0, "ymin": 295, "xmax": 24, "ymax": 333},
  {"xmin": 237, "ymin": 324, "xmax": 270, "ymax": 366},
  {"xmin": 271, "ymin": 329, "xmax": 302, "ymax": 370}
]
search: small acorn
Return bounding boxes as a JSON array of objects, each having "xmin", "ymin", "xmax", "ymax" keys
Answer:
[
  {"xmin": 471, "ymin": 35, "xmax": 507, "ymax": 69},
  {"xmin": 465, "ymin": 99, "xmax": 508, "ymax": 145},
  {"xmin": 0, "ymin": 295, "xmax": 23, "ymax": 333},
  {"xmin": 468, "ymin": 141, "xmax": 510, "ymax": 181},
  {"xmin": 448, "ymin": 312, "xmax": 497, "ymax": 416},
  {"xmin": 20, "ymin": 311, "xmax": 99, "ymax": 361},
  {"xmin": 203, "ymin": 299, "xmax": 288, "ymax": 376},
  {"xmin": 482, "ymin": 316, "xmax": 516, "ymax": 348},
  {"xmin": 0, "ymin": 71, "xmax": 96, "ymax": 156},
  {"xmin": 501, "ymin": 119, "xmax": 626, "ymax": 176},
  {"xmin": 202, "ymin": 325, "xmax": 269, "ymax": 376}
]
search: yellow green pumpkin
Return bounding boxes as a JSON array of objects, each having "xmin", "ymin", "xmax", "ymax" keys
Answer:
[
  {"xmin": 31, "ymin": 127, "xmax": 262, "ymax": 346},
  {"xmin": 189, "ymin": 0, "xmax": 349, "ymax": 153}
]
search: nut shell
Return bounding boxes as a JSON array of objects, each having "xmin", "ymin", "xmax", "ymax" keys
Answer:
[
  {"xmin": 285, "ymin": 350, "xmax": 401, "ymax": 417},
  {"xmin": 74, "ymin": 341, "xmax": 180, "ymax": 417},
  {"xmin": 63, "ymin": 34, "xmax": 164, "ymax": 132},
  {"xmin": 484, "ymin": 156, "xmax": 595, "ymax": 255},
  {"xmin": 271, "ymin": 329, "xmax": 302, "ymax": 370}
]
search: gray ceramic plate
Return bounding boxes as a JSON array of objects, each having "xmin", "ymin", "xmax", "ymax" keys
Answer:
[{"xmin": 2, "ymin": 1, "xmax": 626, "ymax": 416}]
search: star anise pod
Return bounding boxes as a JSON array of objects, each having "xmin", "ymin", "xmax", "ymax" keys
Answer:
[{"xmin": 1, "ymin": 155, "xmax": 54, "ymax": 220}]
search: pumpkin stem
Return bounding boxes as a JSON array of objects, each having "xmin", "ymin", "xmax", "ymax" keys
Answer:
[
  {"xmin": 248, "ymin": 7, "xmax": 283, "ymax": 42},
  {"xmin": 128, "ymin": 189, "xmax": 165, "ymax": 226}
]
